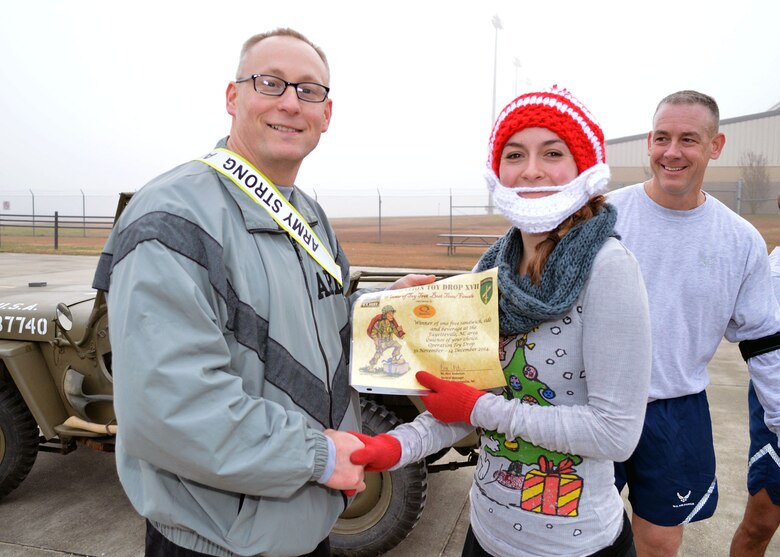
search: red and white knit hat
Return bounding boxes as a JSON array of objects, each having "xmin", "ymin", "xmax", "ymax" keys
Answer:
[{"xmin": 487, "ymin": 85, "xmax": 605, "ymax": 176}]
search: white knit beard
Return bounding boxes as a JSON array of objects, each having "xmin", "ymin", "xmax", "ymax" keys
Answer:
[{"xmin": 485, "ymin": 163, "xmax": 611, "ymax": 233}]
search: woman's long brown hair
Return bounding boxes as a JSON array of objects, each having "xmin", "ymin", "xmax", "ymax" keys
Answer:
[{"xmin": 525, "ymin": 195, "xmax": 607, "ymax": 284}]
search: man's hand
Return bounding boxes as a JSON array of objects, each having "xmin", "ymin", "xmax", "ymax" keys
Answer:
[
  {"xmin": 349, "ymin": 432, "xmax": 401, "ymax": 472},
  {"xmin": 388, "ymin": 274, "xmax": 436, "ymax": 290},
  {"xmin": 416, "ymin": 371, "xmax": 488, "ymax": 425},
  {"xmin": 323, "ymin": 429, "xmax": 367, "ymax": 493}
]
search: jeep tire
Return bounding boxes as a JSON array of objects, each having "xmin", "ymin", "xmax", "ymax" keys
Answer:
[
  {"xmin": 330, "ymin": 398, "xmax": 428, "ymax": 556},
  {"xmin": 0, "ymin": 380, "xmax": 39, "ymax": 501}
]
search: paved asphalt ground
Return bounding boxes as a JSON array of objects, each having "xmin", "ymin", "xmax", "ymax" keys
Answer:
[{"xmin": 0, "ymin": 253, "xmax": 777, "ymax": 557}]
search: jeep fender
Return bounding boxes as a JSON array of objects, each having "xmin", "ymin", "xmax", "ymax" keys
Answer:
[{"xmin": 0, "ymin": 339, "xmax": 67, "ymax": 439}]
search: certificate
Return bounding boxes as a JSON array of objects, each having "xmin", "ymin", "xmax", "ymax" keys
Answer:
[{"xmin": 350, "ymin": 268, "xmax": 505, "ymax": 394}]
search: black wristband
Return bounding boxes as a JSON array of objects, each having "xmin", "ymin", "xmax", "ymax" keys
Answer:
[{"xmin": 739, "ymin": 331, "xmax": 780, "ymax": 361}]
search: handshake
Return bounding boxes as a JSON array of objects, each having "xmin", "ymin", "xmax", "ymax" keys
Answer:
[
  {"xmin": 321, "ymin": 429, "xmax": 402, "ymax": 494},
  {"xmin": 322, "ymin": 371, "xmax": 487, "ymax": 494}
]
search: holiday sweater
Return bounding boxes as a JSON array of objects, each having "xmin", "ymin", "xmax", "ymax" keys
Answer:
[{"xmin": 390, "ymin": 237, "xmax": 651, "ymax": 557}]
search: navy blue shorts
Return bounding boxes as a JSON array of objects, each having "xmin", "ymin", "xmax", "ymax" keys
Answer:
[
  {"xmin": 614, "ymin": 392, "xmax": 718, "ymax": 526},
  {"xmin": 747, "ymin": 381, "xmax": 780, "ymax": 505}
]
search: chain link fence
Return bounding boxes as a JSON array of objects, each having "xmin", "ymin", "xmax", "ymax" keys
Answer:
[{"xmin": 0, "ymin": 181, "xmax": 776, "ymax": 250}]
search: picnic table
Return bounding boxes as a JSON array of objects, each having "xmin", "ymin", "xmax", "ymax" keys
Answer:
[{"xmin": 437, "ymin": 233, "xmax": 502, "ymax": 255}]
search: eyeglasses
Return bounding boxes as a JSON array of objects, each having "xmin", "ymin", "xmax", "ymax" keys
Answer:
[{"xmin": 234, "ymin": 74, "xmax": 330, "ymax": 103}]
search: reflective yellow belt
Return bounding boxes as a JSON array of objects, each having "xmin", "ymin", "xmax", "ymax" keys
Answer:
[{"xmin": 197, "ymin": 148, "xmax": 342, "ymax": 286}]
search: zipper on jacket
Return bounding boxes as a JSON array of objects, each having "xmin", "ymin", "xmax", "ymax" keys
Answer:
[{"xmin": 290, "ymin": 236, "xmax": 335, "ymax": 428}]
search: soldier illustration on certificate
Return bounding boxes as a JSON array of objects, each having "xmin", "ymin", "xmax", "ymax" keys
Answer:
[
  {"xmin": 360, "ymin": 304, "xmax": 409, "ymax": 376},
  {"xmin": 350, "ymin": 268, "xmax": 505, "ymax": 394}
]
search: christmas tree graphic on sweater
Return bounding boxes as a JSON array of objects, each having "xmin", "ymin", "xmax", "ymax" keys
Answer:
[{"xmin": 485, "ymin": 331, "xmax": 584, "ymax": 517}]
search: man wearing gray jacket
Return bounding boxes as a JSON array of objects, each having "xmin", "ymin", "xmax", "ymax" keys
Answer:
[{"xmin": 93, "ymin": 28, "xmax": 428, "ymax": 557}]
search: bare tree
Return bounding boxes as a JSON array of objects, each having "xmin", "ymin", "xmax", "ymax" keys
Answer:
[
  {"xmin": 641, "ymin": 159, "xmax": 652, "ymax": 181},
  {"xmin": 738, "ymin": 151, "xmax": 771, "ymax": 214}
]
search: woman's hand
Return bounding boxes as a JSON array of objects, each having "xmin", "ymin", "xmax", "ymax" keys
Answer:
[
  {"xmin": 387, "ymin": 274, "xmax": 436, "ymax": 290},
  {"xmin": 416, "ymin": 371, "xmax": 487, "ymax": 425},
  {"xmin": 349, "ymin": 432, "xmax": 401, "ymax": 472}
]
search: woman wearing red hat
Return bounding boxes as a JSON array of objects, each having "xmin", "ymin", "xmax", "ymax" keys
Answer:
[{"xmin": 352, "ymin": 86, "xmax": 651, "ymax": 557}]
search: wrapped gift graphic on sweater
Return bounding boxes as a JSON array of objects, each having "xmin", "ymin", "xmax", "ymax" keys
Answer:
[{"xmin": 520, "ymin": 456, "xmax": 583, "ymax": 516}]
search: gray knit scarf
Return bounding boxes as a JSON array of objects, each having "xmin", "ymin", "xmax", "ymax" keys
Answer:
[{"xmin": 475, "ymin": 203, "xmax": 618, "ymax": 335}]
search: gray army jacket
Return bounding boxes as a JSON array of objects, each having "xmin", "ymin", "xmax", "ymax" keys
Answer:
[{"xmin": 93, "ymin": 138, "xmax": 360, "ymax": 557}]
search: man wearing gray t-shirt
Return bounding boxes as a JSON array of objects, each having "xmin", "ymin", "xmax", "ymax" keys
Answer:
[{"xmin": 608, "ymin": 90, "xmax": 780, "ymax": 557}]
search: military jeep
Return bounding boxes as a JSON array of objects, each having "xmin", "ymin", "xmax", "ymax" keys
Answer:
[{"xmin": 0, "ymin": 194, "xmax": 479, "ymax": 556}]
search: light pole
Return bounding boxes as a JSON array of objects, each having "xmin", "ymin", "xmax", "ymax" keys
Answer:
[
  {"xmin": 489, "ymin": 14, "xmax": 502, "ymax": 215},
  {"xmin": 491, "ymin": 14, "xmax": 503, "ymax": 124}
]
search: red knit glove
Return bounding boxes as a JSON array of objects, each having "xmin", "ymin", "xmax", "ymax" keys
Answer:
[
  {"xmin": 416, "ymin": 371, "xmax": 487, "ymax": 425},
  {"xmin": 349, "ymin": 432, "xmax": 402, "ymax": 472}
]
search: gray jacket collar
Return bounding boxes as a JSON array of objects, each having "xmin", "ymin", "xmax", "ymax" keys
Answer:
[{"xmin": 214, "ymin": 137, "xmax": 320, "ymax": 232}]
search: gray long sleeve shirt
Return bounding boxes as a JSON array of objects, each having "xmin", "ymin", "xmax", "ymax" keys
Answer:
[{"xmin": 391, "ymin": 237, "xmax": 651, "ymax": 557}]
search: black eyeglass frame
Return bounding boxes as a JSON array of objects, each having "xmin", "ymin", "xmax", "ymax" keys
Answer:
[{"xmin": 234, "ymin": 74, "xmax": 330, "ymax": 103}]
